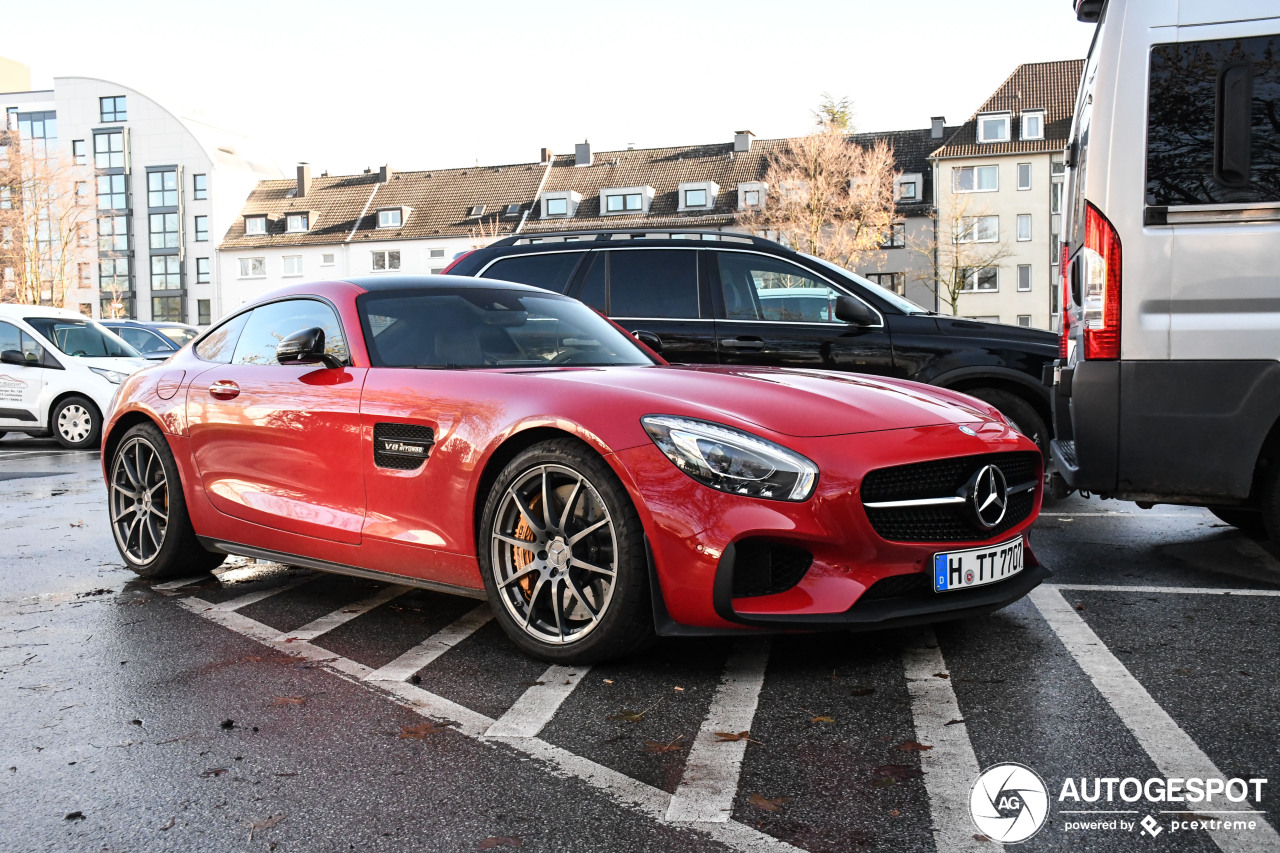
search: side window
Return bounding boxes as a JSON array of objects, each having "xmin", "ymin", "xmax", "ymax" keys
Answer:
[
  {"xmin": 606, "ymin": 249, "xmax": 699, "ymax": 319},
  {"xmin": 577, "ymin": 253, "xmax": 606, "ymax": 311},
  {"xmin": 1147, "ymin": 36, "xmax": 1280, "ymax": 206},
  {"xmin": 714, "ymin": 252, "xmax": 844, "ymax": 324},
  {"xmin": 195, "ymin": 313, "xmax": 251, "ymax": 364},
  {"xmin": 118, "ymin": 327, "xmax": 171, "ymax": 354},
  {"xmin": 484, "ymin": 252, "xmax": 585, "ymax": 293},
  {"xmin": 232, "ymin": 299, "xmax": 349, "ymax": 366},
  {"xmin": 0, "ymin": 321, "xmax": 47, "ymax": 365}
]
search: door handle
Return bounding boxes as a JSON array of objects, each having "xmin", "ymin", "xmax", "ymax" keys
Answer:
[
  {"xmin": 720, "ymin": 338, "xmax": 765, "ymax": 350},
  {"xmin": 208, "ymin": 380, "xmax": 240, "ymax": 400}
]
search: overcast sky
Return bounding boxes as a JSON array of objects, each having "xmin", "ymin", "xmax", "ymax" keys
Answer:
[{"xmin": 8, "ymin": 0, "xmax": 1095, "ymax": 176}]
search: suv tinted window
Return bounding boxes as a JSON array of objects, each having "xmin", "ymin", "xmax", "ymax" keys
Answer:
[
  {"xmin": 483, "ymin": 252, "xmax": 585, "ymax": 293},
  {"xmin": 714, "ymin": 252, "xmax": 844, "ymax": 323},
  {"xmin": 231, "ymin": 299, "xmax": 349, "ymax": 366},
  {"xmin": 605, "ymin": 249, "xmax": 699, "ymax": 318},
  {"xmin": 1147, "ymin": 36, "xmax": 1280, "ymax": 205},
  {"xmin": 195, "ymin": 313, "xmax": 250, "ymax": 363}
]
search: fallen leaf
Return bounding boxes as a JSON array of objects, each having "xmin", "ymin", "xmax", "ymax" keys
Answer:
[
  {"xmin": 849, "ymin": 686, "xmax": 876, "ymax": 697},
  {"xmin": 608, "ymin": 699, "xmax": 662, "ymax": 723},
  {"xmin": 219, "ymin": 719, "xmax": 236, "ymax": 730},
  {"xmin": 477, "ymin": 838, "xmax": 522, "ymax": 849},
  {"xmin": 159, "ymin": 816, "xmax": 175, "ymax": 831},
  {"xmin": 896, "ymin": 740, "xmax": 933, "ymax": 752},
  {"xmin": 945, "ymin": 718, "xmax": 966, "ymax": 726},
  {"xmin": 1076, "ymin": 603, "xmax": 1085, "ymax": 611},
  {"xmin": 933, "ymin": 672, "xmax": 950, "ymax": 679},
  {"xmin": 248, "ymin": 814, "xmax": 285, "ymax": 841},
  {"xmin": 749, "ymin": 793, "xmax": 795, "ymax": 812},
  {"xmin": 890, "ymin": 809, "xmax": 901, "ymax": 817},
  {"xmin": 811, "ymin": 715, "xmax": 835, "ymax": 723},
  {"xmin": 643, "ymin": 736, "xmax": 685, "ymax": 754},
  {"xmin": 270, "ymin": 696, "xmax": 307, "ymax": 706},
  {"xmin": 714, "ymin": 731, "xmax": 762, "ymax": 744},
  {"xmin": 129, "ymin": 719, "xmax": 142, "ymax": 726},
  {"xmin": 69, "ymin": 521, "xmax": 85, "ymax": 528},
  {"xmin": 974, "ymin": 834, "xmax": 992, "ymax": 842},
  {"xmin": 603, "ymin": 679, "xmax": 614, "ymax": 684},
  {"xmin": 398, "ymin": 722, "xmax": 455, "ymax": 739},
  {"xmin": 200, "ymin": 767, "xmax": 229, "ymax": 777},
  {"xmin": 873, "ymin": 764, "xmax": 923, "ymax": 782},
  {"xmin": 673, "ymin": 686, "xmax": 684, "ymax": 692},
  {"xmin": 64, "ymin": 810, "xmax": 85, "ymax": 821}
]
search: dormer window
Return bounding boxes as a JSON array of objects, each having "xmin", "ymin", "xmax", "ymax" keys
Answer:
[
  {"xmin": 540, "ymin": 190, "xmax": 582, "ymax": 219},
  {"xmin": 546, "ymin": 198, "xmax": 568, "ymax": 216},
  {"xmin": 286, "ymin": 212, "xmax": 309, "ymax": 233},
  {"xmin": 678, "ymin": 181, "xmax": 719, "ymax": 212},
  {"xmin": 468, "ymin": 204, "xmax": 485, "ymax": 218},
  {"xmin": 685, "ymin": 189, "xmax": 706, "ymax": 207},
  {"xmin": 737, "ymin": 181, "xmax": 767, "ymax": 210},
  {"xmin": 1021, "ymin": 109, "xmax": 1045, "ymax": 141},
  {"xmin": 895, "ymin": 172, "xmax": 923, "ymax": 201},
  {"xmin": 244, "ymin": 216, "xmax": 267, "ymax": 235},
  {"xmin": 977, "ymin": 111, "xmax": 1012, "ymax": 143},
  {"xmin": 377, "ymin": 207, "xmax": 405, "ymax": 228},
  {"xmin": 601, "ymin": 185, "xmax": 654, "ymax": 215},
  {"xmin": 898, "ymin": 181, "xmax": 917, "ymax": 200}
]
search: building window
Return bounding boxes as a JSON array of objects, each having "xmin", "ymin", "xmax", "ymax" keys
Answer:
[
  {"xmin": 952, "ymin": 165, "xmax": 998, "ymax": 192},
  {"xmin": 152, "ymin": 296, "xmax": 183, "ymax": 322},
  {"xmin": 149, "ymin": 212, "xmax": 179, "ymax": 249},
  {"xmin": 960, "ymin": 267, "xmax": 998, "ymax": 292},
  {"xmin": 96, "ymin": 174, "xmax": 127, "ymax": 210},
  {"xmin": 1017, "ymin": 315, "xmax": 1032, "ymax": 327},
  {"xmin": 1017, "ymin": 163, "xmax": 1031, "ymax": 191},
  {"xmin": 429, "ymin": 248, "xmax": 446, "ymax": 259},
  {"xmin": 958, "ymin": 215, "xmax": 999, "ymax": 243},
  {"xmin": 868, "ymin": 272, "xmax": 905, "ymax": 295},
  {"xmin": 605, "ymin": 192, "xmax": 642, "ymax": 212},
  {"xmin": 283, "ymin": 255, "xmax": 302, "ymax": 277},
  {"xmin": 197, "ymin": 299, "xmax": 211, "ymax": 325},
  {"xmin": 1050, "ymin": 182, "xmax": 1064, "ymax": 214},
  {"xmin": 545, "ymin": 197, "xmax": 568, "ymax": 216},
  {"xmin": 74, "ymin": 182, "xmax": 90, "ymax": 205},
  {"xmin": 78, "ymin": 262, "xmax": 92, "ymax": 285},
  {"xmin": 194, "ymin": 215, "xmax": 208, "ymax": 242},
  {"xmin": 321, "ymin": 253, "xmax": 335, "ymax": 266},
  {"xmin": 147, "ymin": 170, "xmax": 178, "ymax": 207},
  {"xmin": 1018, "ymin": 264, "xmax": 1032, "ymax": 291},
  {"xmin": 98, "ymin": 215, "xmax": 129, "ymax": 251},
  {"xmin": 1016, "ymin": 214, "xmax": 1031, "ymax": 241},
  {"xmin": 684, "ymin": 188, "xmax": 708, "ymax": 208},
  {"xmin": 1051, "ymin": 156, "xmax": 1066, "ymax": 176},
  {"xmin": 976, "ymin": 112, "xmax": 1011, "ymax": 143},
  {"xmin": 467, "ymin": 204, "xmax": 485, "ymax": 218},
  {"xmin": 72, "ymin": 139, "xmax": 86, "ymax": 165},
  {"xmin": 1021, "ymin": 110, "xmax": 1045, "ymax": 141},
  {"xmin": 743, "ymin": 189, "xmax": 761, "ymax": 207},
  {"xmin": 244, "ymin": 216, "xmax": 267, "ymax": 235},
  {"xmin": 238, "ymin": 257, "xmax": 265, "ymax": 278},
  {"xmin": 898, "ymin": 181, "xmax": 918, "ymax": 200},
  {"xmin": 151, "ymin": 255, "xmax": 181, "ymax": 289},
  {"xmin": 0, "ymin": 187, "xmax": 9, "ymax": 210},
  {"xmin": 503, "ymin": 203, "xmax": 521, "ymax": 217},
  {"xmin": 193, "ymin": 173, "xmax": 207, "ymax": 200},
  {"xmin": 99, "ymin": 257, "xmax": 130, "ymax": 290},
  {"xmin": 196, "ymin": 257, "xmax": 210, "ymax": 283},
  {"xmin": 371, "ymin": 250, "xmax": 400, "ymax": 271},
  {"xmin": 79, "ymin": 303, "xmax": 93, "ymax": 317},
  {"xmin": 93, "ymin": 131, "xmax": 125, "ymax": 169},
  {"xmin": 100, "ymin": 96, "xmax": 127, "ymax": 123},
  {"xmin": 881, "ymin": 222, "xmax": 906, "ymax": 248},
  {"xmin": 15, "ymin": 110, "xmax": 57, "ymax": 158},
  {"xmin": 286, "ymin": 213, "xmax": 308, "ymax": 232},
  {"xmin": 377, "ymin": 208, "xmax": 403, "ymax": 228}
]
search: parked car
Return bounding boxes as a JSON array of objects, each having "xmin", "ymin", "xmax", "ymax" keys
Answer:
[
  {"xmin": 103, "ymin": 276, "xmax": 1046, "ymax": 663},
  {"xmin": 100, "ymin": 320, "xmax": 200, "ymax": 361},
  {"xmin": 0, "ymin": 304, "xmax": 149, "ymax": 449},
  {"xmin": 1053, "ymin": 0, "xmax": 1280, "ymax": 536},
  {"xmin": 443, "ymin": 230, "xmax": 1058, "ymax": 456}
]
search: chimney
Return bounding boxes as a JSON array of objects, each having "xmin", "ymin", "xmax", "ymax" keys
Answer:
[
  {"xmin": 733, "ymin": 130, "xmax": 754, "ymax": 153},
  {"xmin": 296, "ymin": 163, "xmax": 312, "ymax": 197},
  {"xmin": 539, "ymin": 147, "xmax": 553, "ymax": 164},
  {"xmin": 931, "ymin": 117, "xmax": 946, "ymax": 139},
  {"xmin": 378, "ymin": 165, "xmax": 394, "ymax": 183},
  {"xmin": 574, "ymin": 140, "xmax": 592, "ymax": 167}
]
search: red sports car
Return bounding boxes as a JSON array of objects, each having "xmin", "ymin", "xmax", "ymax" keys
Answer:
[{"xmin": 103, "ymin": 276, "xmax": 1046, "ymax": 662}]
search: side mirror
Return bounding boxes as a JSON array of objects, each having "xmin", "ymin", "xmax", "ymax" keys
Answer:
[
  {"xmin": 276, "ymin": 327, "xmax": 342, "ymax": 369},
  {"xmin": 1, "ymin": 349, "xmax": 25, "ymax": 366},
  {"xmin": 632, "ymin": 330, "xmax": 663, "ymax": 353},
  {"xmin": 835, "ymin": 295, "xmax": 876, "ymax": 326}
]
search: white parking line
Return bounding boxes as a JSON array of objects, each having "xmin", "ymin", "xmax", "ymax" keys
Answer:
[
  {"xmin": 666, "ymin": 638, "xmax": 771, "ymax": 824},
  {"xmin": 1052, "ymin": 583, "xmax": 1280, "ymax": 597},
  {"xmin": 279, "ymin": 584, "xmax": 411, "ymax": 642},
  {"xmin": 485, "ymin": 664, "xmax": 590, "ymax": 738},
  {"xmin": 152, "ymin": 575, "xmax": 213, "ymax": 592},
  {"xmin": 902, "ymin": 630, "xmax": 990, "ymax": 853},
  {"xmin": 205, "ymin": 574, "xmax": 315, "ymax": 612},
  {"xmin": 1030, "ymin": 585, "xmax": 1280, "ymax": 853},
  {"xmin": 363, "ymin": 604, "xmax": 492, "ymax": 682},
  {"xmin": 1039, "ymin": 512, "xmax": 1196, "ymax": 518}
]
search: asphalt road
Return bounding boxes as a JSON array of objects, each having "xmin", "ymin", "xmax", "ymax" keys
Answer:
[{"xmin": 2, "ymin": 434, "xmax": 1278, "ymax": 853}]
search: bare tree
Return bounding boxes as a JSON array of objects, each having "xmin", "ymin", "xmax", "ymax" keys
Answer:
[
  {"xmin": 911, "ymin": 192, "xmax": 1013, "ymax": 316},
  {"xmin": 0, "ymin": 132, "xmax": 94, "ymax": 308},
  {"xmin": 467, "ymin": 213, "xmax": 507, "ymax": 251},
  {"xmin": 737, "ymin": 126, "xmax": 899, "ymax": 270}
]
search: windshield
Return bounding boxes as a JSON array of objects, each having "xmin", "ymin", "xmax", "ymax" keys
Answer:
[
  {"xmin": 24, "ymin": 317, "xmax": 141, "ymax": 359},
  {"xmin": 801, "ymin": 254, "xmax": 933, "ymax": 314},
  {"xmin": 358, "ymin": 288, "xmax": 657, "ymax": 369}
]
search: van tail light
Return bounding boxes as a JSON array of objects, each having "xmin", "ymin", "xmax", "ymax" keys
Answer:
[
  {"xmin": 439, "ymin": 250, "xmax": 474, "ymax": 275},
  {"xmin": 1080, "ymin": 201, "xmax": 1122, "ymax": 360},
  {"xmin": 1059, "ymin": 243, "xmax": 1071, "ymax": 358}
]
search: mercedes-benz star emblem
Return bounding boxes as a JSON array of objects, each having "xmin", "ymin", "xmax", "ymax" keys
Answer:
[{"xmin": 967, "ymin": 464, "xmax": 1009, "ymax": 529}]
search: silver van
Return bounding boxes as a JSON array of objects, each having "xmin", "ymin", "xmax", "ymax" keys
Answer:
[{"xmin": 1053, "ymin": 0, "xmax": 1280, "ymax": 536}]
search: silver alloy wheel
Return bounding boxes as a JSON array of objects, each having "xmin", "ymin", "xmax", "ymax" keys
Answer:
[
  {"xmin": 490, "ymin": 463, "xmax": 618, "ymax": 645},
  {"xmin": 58, "ymin": 404, "xmax": 93, "ymax": 443},
  {"xmin": 109, "ymin": 436, "xmax": 169, "ymax": 564}
]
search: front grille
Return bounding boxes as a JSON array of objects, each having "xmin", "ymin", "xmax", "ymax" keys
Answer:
[
  {"xmin": 861, "ymin": 451, "xmax": 1039, "ymax": 543},
  {"xmin": 373, "ymin": 422, "xmax": 435, "ymax": 470},
  {"xmin": 731, "ymin": 540, "xmax": 813, "ymax": 598}
]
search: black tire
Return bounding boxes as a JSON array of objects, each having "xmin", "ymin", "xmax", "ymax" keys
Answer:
[
  {"xmin": 107, "ymin": 422, "xmax": 225, "ymax": 579},
  {"xmin": 479, "ymin": 439, "xmax": 652, "ymax": 664},
  {"xmin": 966, "ymin": 388, "xmax": 1049, "ymax": 459},
  {"xmin": 1208, "ymin": 507, "xmax": 1266, "ymax": 535},
  {"xmin": 50, "ymin": 395, "xmax": 102, "ymax": 450}
]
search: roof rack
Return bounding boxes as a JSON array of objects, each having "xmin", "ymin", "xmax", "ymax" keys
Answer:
[{"xmin": 487, "ymin": 229, "xmax": 779, "ymax": 248}]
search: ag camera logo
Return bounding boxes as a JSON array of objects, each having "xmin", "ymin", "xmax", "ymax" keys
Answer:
[{"xmin": 970, "ymin": 763, "xmax": 1050, "ymax": 843}]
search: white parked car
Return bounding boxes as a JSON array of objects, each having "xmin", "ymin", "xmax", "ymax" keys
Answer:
[{"xmin": 0, "ymin": 305, "xmax": 150, "ymax": 449}]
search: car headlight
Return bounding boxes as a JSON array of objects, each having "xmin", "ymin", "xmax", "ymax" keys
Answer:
[
  {"xmin": 90, "ymin": 367, "xmax": 128, "ymax": 384},
  {"xmin": 641, "ymin": 415, "xmax": 818, "ymax": 501}
]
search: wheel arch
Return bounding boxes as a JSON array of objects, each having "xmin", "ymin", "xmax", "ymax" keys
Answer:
[
  {"xmin": 102, "ymin": 409, "xmax": 165, "ymax": 470},
  {"xmin": 47, "ymin": 390, "xmax": 103, "ymax": 431},
  {"xmin": 933, "ymin": 368, "xmax": 1052, "ymax": 437}
]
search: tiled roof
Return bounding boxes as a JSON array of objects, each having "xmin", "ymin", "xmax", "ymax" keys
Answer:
[{"xmin": 931, "ymin": 59, "xmax": 1085, "ymax": 159}]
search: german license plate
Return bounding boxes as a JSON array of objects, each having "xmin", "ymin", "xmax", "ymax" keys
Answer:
[{"xmin": 933, "ymin": 536, "xmax": 1024, "ymax": 592}]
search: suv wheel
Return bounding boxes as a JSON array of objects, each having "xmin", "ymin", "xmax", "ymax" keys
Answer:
[{"xmin": 966, "ymin": 388, "xmax": 1048, "ymax": 459}]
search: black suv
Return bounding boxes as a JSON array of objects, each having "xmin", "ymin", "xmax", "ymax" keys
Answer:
[{"xmin": 446, "ymin": 230, "xmax": 1057, "ymax": 451}]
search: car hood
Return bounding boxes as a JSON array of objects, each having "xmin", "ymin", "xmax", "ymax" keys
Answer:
[
  {"xmin": 539, "ymin": 365, "xmax": 997, "ymax": 437},
  {"xmin": 73, "ymin": 355, "xmax": 151, "ymax": 373}
]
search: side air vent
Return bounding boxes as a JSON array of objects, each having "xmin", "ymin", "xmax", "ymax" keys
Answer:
[{"xmin": 373, "ymin": 423, "xmax": 434, "ymax": 470}]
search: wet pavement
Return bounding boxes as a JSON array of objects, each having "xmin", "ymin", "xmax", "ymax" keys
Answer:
[{"xmin": 2, "ymin": 433, "xmax": 1278, "ymax": 853}]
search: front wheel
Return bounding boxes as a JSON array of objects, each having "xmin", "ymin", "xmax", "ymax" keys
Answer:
[
  {"xmin": 479, "ymin": 439, "xmax": 652, "ymax": 664},
  {"xmin": 51, "ymin": 395, "xmax": 102, "ymax": 450},
  {"xmin": 108, "ymin": 422, "xmax": 225, "ymax": 578},
  {"xmin": 966, "ymin": 388, "xmax": 1049, "ymax": 459}
]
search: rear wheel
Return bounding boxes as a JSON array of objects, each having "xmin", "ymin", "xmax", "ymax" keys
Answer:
[
  {"xmin": 479, "ymin": 439, "xmax": 652, "ymax": 664},
  {"xmin": 108, "ymin": 422, "xmax": 225, "ymax": 578},
  {"xmin": 1208, "ymin": 507, "xmax": 1266, "ymax": 535},
  {"xmin": 51, "ymin": 395, "xmax": 102, "ymax": 450},
  {"xmin": 966, "ymin": 388, "xmax": 1048, "ymax": 459}
]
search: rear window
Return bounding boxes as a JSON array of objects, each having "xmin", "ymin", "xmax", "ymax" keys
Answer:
[
  {"xmin": 1147, "ymin": 36, "xmax": 1280, "ymax": 206},
  {"xmin": 482, "ymin": 252, "xmax": 585, "ymax": 293}
]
